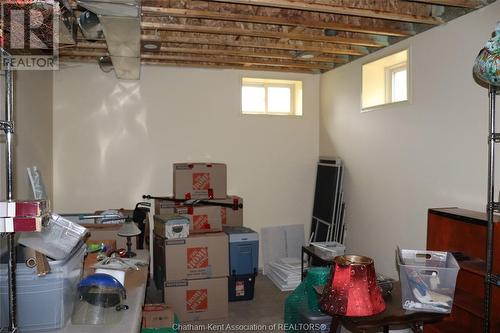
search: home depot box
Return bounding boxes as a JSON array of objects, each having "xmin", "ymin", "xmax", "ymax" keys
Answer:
[
  {"xmin": 164, "ymin": 277, "xmax": 228, "ymax": 322},
  {"xmin": 154, "ymin": 199, "xmax": 179, "ymax": 215},
  {"xmin": 176, "ymin": 206, "xmax": 222, "ymax": 233},
  {"xmin": 215, "ymin": 196, "xmax": 243, "ymax": 227},
  {"xmin": 155, "ymin": 196, "xmax": 243, "ymax": 227},
  {"xmin": 173, "ymin": 163, "xmax": 227, "ymax": 200},
  {"xmin": 153, "ymin": 232, "xmax": 229, "ymax": 282}
]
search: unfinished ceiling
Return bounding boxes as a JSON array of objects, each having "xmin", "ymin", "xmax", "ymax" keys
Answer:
[{"xmin": 60, "ymin": 0, "xmax": 496, "ymax": 75}]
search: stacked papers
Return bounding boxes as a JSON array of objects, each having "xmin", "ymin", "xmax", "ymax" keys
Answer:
[{"xmin": 266, "ymin": 257, "xmax": 306, "ymax": 291}]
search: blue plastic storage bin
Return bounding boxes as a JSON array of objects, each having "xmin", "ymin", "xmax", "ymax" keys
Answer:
[
  {"xmin": 0, "ymin": 242, "xmax": 86, "ymax": 331},
  {"xmin": 223, "ymin": 226, "xmax": 259, "ymax": 276}
]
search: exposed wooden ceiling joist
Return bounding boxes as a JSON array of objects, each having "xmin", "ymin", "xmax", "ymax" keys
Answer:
[
  {"xmin": 75, "ymin": 41, "xmax": 348, "ymax": 63},
  {"xmin": 141, "ymin": 21, "xmax": 385, "ymax": 48},
  {"xmin": 141, "ymin": 34, "xmax": 365, "ymax": 55},
  {"xmin": 154, "ymin": 47, "xmax": 344, "ymax": 63},
  {"xmin": 61, "ymin": 0, "xmax": 491, "ymax": 74},
  {"xmin": 141, "ymin": 7, "xmax": 414, "ymax": 37},
  {"xmin": 402, "ymin": 0, "xmax": 482, "ymax": 8},
  {"xmin": 60, "ymin": 49, "xmax": 333, "ymax": 70},
  {"xmin": 142, "ymin": 54, "xmax": 332, "ymax": 70},
  {"xmin": 60, "ymin": 56, "xmax": 316, "ymax": 73},
  {"xmin": 208, "ymin": 0, "xmax": 443, "ymax": 24}
]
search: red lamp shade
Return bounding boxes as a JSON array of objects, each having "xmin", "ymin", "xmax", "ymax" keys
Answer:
[{"xmin": 320, "ymin": 255, "xmax": 385, "ymax": 317}]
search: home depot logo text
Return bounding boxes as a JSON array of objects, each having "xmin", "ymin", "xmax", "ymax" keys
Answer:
[
  {"xmin": 186, "ymin": 289, "xmax": 208, "ymax": 312},
  {"xmin": 193, "ymin": 215, "xmax": 210, "ymax": 230},
  {"xmin": 187, "ymin": 247, "xmax": 209, "ymax": 269},
  {"xmin": 192, "ymin": 173, "xmax": 210, "ymax": 190}
]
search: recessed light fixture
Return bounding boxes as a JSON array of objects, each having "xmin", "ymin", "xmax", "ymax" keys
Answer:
[
  {"xmin": 298, "ymin": 53, "xmax": 315, "ymax": 59},
  {"xmin": 290, "ymin": 50, "xmax": 315, "ymax": 59},
  {"xmin": 141, "ymin": 40, "xmax": 161, "ymax": 51},
  {"xmin": 143, "ymin": 43, "xmax": 159, "ymax": 50},
  {"xmin": 324, "ymin": 29, "xmax": 338, "ymax": 36}
]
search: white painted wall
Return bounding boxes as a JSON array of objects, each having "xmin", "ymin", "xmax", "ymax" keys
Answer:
[
  {"xmin": 53, "ymin": 65, "xmax": 319, "ymax": 245},
  {"xmin": 0, "ymin": 71, "xmax": 53, "ymax": 255},
  {"xmin": 320, "ymin": 2, "xmax": 500, "ymax": 277},
  {"xmin": 14, "ymin": 71, "xmax": 53, "ymax": 202}
]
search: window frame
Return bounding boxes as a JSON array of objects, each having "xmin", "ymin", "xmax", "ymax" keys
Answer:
[
  {"xmin": 385, "ymin": 62, "xmax": 407, "ymax": 104},
  {"xmin": 241, "ymin": 77, "xmax": 302, "ymax": 116},
  {"xmin": 361, "ymin": 48, "xmax": 411, "ymax": 112}
]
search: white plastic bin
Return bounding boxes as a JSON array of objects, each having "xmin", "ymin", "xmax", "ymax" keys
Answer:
[
  {"xmin": 310, "ymin": 242, "xmax": 345, "ymax": 260},
  {"xmin": 397, "ymin": 249, "xmax": 459, "ymax": 313},
  {"xmin": 0, "ymin": 242, "xmax": 86, "ymax": 331}
]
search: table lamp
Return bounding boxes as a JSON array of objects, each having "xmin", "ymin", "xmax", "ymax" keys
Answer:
[
  {"xmin": 117, "ymin": 219, "xmax": 141, "ymax": 258},
  {"xmin": 320, "ymin": 255, "xmax": 385, "ymax": 317}
]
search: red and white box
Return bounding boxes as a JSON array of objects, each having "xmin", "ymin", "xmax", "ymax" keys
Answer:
[
  {"xmin": 15, "ymin": 200, "xmax": 50, "ymax": 217},
  {"xmin": 0, "ymin": 215, "xmax": 47, "ymax": 232},
  {"xmin": 0, "ymin": 200, "xmax": 49, "ymax": 218}
]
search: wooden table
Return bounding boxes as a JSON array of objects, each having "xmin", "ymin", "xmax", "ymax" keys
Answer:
[
  {"xmin": 329, "ymin": 282, "xmax": 447, "ymax": 333},
  {"xmin": 49, "ymin": 250, "xmax": 150, "ymax": 333}
]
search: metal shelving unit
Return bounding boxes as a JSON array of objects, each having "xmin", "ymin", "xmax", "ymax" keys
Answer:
[
  {"xmin": 0, "ymin": 49, "xmax": 18, "ymax": 333},
  {"xmin": 485, "ymin": 85, "xmax": 499, "ymax": 333}
]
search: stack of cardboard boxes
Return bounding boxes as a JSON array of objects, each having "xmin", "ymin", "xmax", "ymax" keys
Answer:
[{"xmin": 153, "ymin": 163, "xmax": 244, "ymax": 321}]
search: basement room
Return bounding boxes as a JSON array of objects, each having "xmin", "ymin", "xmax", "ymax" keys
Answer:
[{"xmin": 0, "ymin": 0, "xmax": 499, "ymax": 332}]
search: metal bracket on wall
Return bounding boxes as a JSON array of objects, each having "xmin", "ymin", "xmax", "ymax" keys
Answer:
[
  {"xmin": 487, "ymin": 201, "xmax": 500, "ymax": 212},
  {"xmin": 0, "ymin": 121, "xmax": 14, "ymax": 134},
  {"xmin": 488, "ymin": 274, "xmax": 500, "ymax": 287},
  {"xmin": 490, "ymin": 133, "xmax": 500, "ymax": 143}
]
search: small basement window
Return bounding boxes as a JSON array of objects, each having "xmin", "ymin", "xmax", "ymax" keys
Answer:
[
  {"xmin": 362, "ymin": 49, "xmax": 409, "ymax": 110},
  {"xmin": 241, "ymin": 78, "xmax": 303, "ymax": 116}
]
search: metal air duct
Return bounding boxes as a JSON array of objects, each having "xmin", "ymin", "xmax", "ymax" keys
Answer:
[{"xmin": 77, "ymin": 0, "xmax": 141, "ymax": 80}]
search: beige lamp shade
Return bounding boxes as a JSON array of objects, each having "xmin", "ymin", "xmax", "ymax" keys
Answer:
[{"xmin": 117, "ymin": 221, "xmax": 141, "ymax": 237}]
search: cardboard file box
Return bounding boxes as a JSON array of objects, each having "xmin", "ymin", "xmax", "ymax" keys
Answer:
[
  {"xmin": 154, "ymin": 215, "xmax": 190, "ymax": 240},
  {"xmin": 154, "ymin": 232, "xmax": 229, "ymax": 282},
  {"xmin": 164, "ymin": 277, "xmax": 228, "ymax": 322},
  {"xmin": 173, "ymin": 163, "xmax": 227, "ymax": 200}
]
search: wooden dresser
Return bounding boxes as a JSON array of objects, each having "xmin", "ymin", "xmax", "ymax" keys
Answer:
[{"xmin": 425, "ymin": 208, "xmax": 500, "ymax": 333}]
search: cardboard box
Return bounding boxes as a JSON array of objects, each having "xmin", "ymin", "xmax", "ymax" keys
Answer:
[
  {"xmin": 142, "ymin": 304, "xmax": 174, "ymax": 329},
  {"xmin": 173, "ymin": 163, "xmax": 227, "ymax": 200},
  {"xmin": 164, "ymin": 277, "xmax": 228, "ymax": 322},
  {"xmin": 153, "ymin": 232, "xmax": 228, "ymax": 282},
  {"xmin": 155, "ymin": 196, "xmax": 243, "ymax": 228},
  {"xmin": 175, "ymin": 206, "xmax": 222, "ymax": 233},
  {"xmin": 213, "ymin": 196, "xmax": 243, "ymax": 227},
  {"xmin": 154, "ymin": 199, "xmax": 179, "ymax": 215}
]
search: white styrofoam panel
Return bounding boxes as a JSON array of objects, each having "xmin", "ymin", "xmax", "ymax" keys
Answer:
[{"xmin": 261, "ymin": 224, "xmax": 305, "ymax": 275}]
